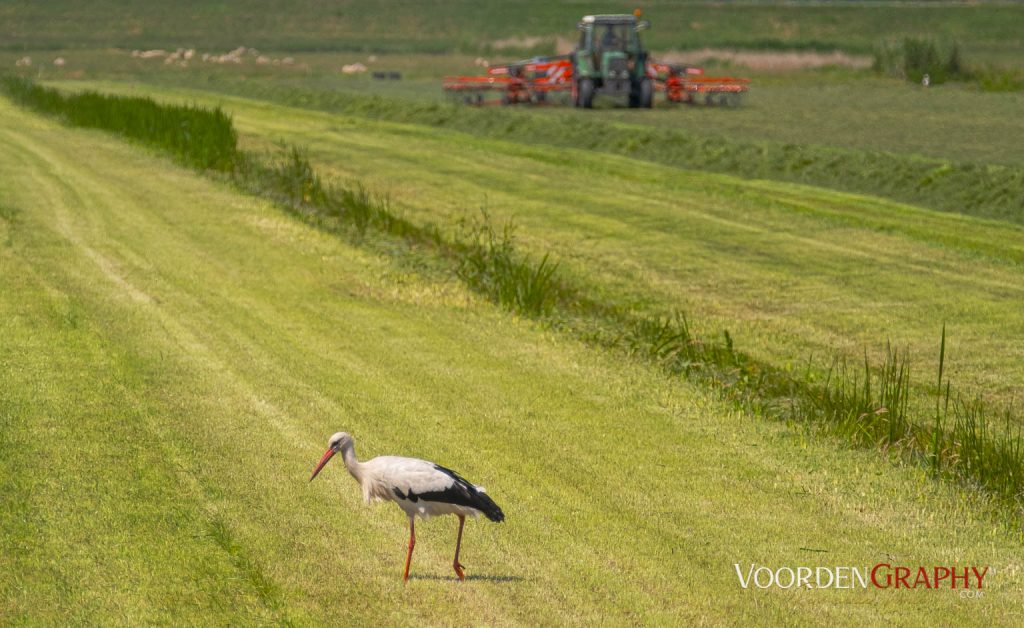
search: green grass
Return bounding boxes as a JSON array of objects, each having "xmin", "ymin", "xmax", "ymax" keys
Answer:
[
  {"xmin": 12, "ymin": 79, "xmax": 1019, "ymax": 514},
  {"xmin": 271, "ymin": 146, "xmax": 1024, "ymax": 511},
  {"xmin": 74, "ymin": 81, "xmax": 1024, "ymax": 408},
  {"xmin": 2, "ymin": 0, "xmax": 1023, "ymax": 63},
  {"xmin": 7, "ymin": 45, "xmax": 1024, "ymax": 169},
  {"xmin": 90, "ymin": 77, "xmax": 1024, "ymax": 225},
  {"xmin": 0, "ymin": 76, "xmax": 237, "ymax": 171},
  {"xmin": 57, "ymin": 81, "xmax": 1024, "ymax": 508},
  {"xmin": 4, "ymin": 88, "xmax": 1024, "ymax": 624},
  {"xmin": 590, "ymin": 77, "xmax": 1024, "ymax": 166},
  {"xmin": 455, "ymin": 215, "xmax": 562, "ymax": 317}
]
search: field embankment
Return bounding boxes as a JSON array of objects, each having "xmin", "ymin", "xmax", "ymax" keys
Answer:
[{"xmin": 5, "ymin": 91, "xmax": 1024, "ymax": 623}]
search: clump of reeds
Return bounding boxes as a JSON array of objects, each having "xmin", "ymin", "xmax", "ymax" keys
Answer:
[
  {"xmin": 812, "ymin": 344, "xmax": 913, "ymax": 449},
  {"xmin": 613, "ymin": 308, "xmax": 1022, "ymax": 514},
  {"xmin": 234, "ymin": 147, "xmax": 422, "ymax": 242},
  {"xmin": 455, "ymin": 212, "xmax": 561, "ymax": 317}
]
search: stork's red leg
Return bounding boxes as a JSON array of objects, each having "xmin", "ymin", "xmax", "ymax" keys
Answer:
[
  {"xmin": 403, "ymin": 517, "xmax": 416, "ymax": 582},
  {"xmin": 452, "ymin": 514, "xmax": 466, "ymax": 581}
]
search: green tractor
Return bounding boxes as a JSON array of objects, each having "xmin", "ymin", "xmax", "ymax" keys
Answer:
[{"xmin": 572, "ymin": 13, "xmax": 653, "ymax": 109}]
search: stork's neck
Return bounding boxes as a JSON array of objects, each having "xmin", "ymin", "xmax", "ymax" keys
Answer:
[{"xmin": 340, "ymin": 441, "xmax": 364, "ymax": 483}]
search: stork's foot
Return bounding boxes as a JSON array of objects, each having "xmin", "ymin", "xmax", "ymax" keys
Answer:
[{"xmin": 453, "ymin": 561, "xmax": 466, "ymax": 581}]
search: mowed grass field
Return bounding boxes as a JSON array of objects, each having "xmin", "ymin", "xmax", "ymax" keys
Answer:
[
  {"xmin": 66, "ymin": 81, "xmax": 1024, "ymax": 411},
  {"xmin": 553, "ymin": 77, "xmax": 1024, "ymax": 166},
  {"xmin": 3, "ymin": 90, "xmax": 1024, "ymax": 625}
]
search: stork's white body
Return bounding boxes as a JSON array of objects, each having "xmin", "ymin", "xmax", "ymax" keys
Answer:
[
  {"xmin": 309, "ymin": 432, "xmax": 504, "ymax": 581},
  {"xmin": 348, "ymin": 455, "xmax": 488, "ymax": 520}
]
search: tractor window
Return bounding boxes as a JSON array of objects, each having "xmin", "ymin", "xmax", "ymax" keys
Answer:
[
  {"xmin": 596, "ymin": 24, "xmax": 632, "ymax": 53},
  {"xmin": 598, "ymin": 24, "xmax": 626, "ymax": 51}
]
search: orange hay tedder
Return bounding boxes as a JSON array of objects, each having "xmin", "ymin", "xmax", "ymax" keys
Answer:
[{"xmin": 443, "ymin": 10, "xmax": 749, "ymax": 108}]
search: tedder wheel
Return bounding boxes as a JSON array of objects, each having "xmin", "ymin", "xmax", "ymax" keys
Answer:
[
  {"xmin": 578, "ymin": 78, "xmax": 595, "ymax": 109},
  {"xmin": 640, "ymin": 78, "xmax": 653, "ymax": 109}
]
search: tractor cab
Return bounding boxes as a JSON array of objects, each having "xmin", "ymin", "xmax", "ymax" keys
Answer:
[{"xmin": 572, "ymin": 13, "xmax": 652, "ymax": 108}]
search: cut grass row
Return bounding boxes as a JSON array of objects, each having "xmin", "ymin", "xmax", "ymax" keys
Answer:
[
  {"xmin": 3, "ymin": 86, "xmax": 1023, "ymax": 624},
  {"xmin": 7, "ymin": 79, "xmax": 1019, "ymax": 518}
]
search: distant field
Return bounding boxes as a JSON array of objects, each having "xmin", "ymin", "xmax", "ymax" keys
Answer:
[
  {"xmin": 2, "ymin": 0, "xmax": 1023, "ymax": 62},
  {"xmin": 5, "ymin": 95, "xmax": 1022, "ymax": 623}
]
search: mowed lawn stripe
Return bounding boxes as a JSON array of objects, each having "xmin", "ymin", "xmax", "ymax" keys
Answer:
[
  {"xmin": 1, "ymin": 97, "xmax": 1021, "ymax": 623},
  {"xmin": 0, "ymin": 167, "xmax": 284, "ymax": 622}
]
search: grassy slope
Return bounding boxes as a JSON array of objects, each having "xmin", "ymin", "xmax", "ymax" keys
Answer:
[
  {"xmin": 72, "ymin": 82, "xmax": 1024, "ymax": 409},
  {"xmin": 2, "ymin": 0, "xmax": 1023, "ymax": 60},
  {"xmin": 2, "ymin": 96, "xmax": 1022, "ymax": 623}
]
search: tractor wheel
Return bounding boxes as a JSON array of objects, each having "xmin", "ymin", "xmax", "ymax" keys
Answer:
[
  {"xmin": 628, "ymin": 81, "xmax": 640, "ymax": 108},
  {"xmin": 578, "ymin": 79, "xmax": 595, "ymax": 109},
  {"xmin": 639, "ymin": 78, "xmax": 653, "ymax": 109}
]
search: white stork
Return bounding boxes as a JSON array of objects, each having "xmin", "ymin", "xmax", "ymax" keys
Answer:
[{"xmin": 309, "ymin": 432, "xmax": 504, "ymax": 581}]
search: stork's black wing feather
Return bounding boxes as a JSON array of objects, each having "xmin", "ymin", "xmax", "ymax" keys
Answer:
[{"xmin": 412, "ymin": 464, "xmax": 505, "ymax": 522}]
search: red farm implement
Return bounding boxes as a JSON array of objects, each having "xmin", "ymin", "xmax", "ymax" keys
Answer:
[
  {"xmin": 443, "ymin": 12, "xmax": 748, "ymax": 108},
  {"xmin": 443, "ymin": 57, "xmax": 573, "ymax": 106},
  {"xmin": 651, "ymin": 63, "xmax": 750, "ymax": 107}
]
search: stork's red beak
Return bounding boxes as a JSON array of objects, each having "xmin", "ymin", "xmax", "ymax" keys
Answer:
[{"xmin": 309, "ymin": 448, "xmax": 336, "ymax": 482}]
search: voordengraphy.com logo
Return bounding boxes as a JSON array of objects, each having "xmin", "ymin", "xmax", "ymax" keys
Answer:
[{"xmin": 734, "ymin": 564, "xmax": 990, "ymax": 591}]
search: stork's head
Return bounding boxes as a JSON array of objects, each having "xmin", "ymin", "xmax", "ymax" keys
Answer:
[
  {"xmin": 328, "ymin": 431, "xmax": 352, "ymax": 451},
  {"xmin": 309, "ymin": 432, "xmax": 352, "ymax": 482}
]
